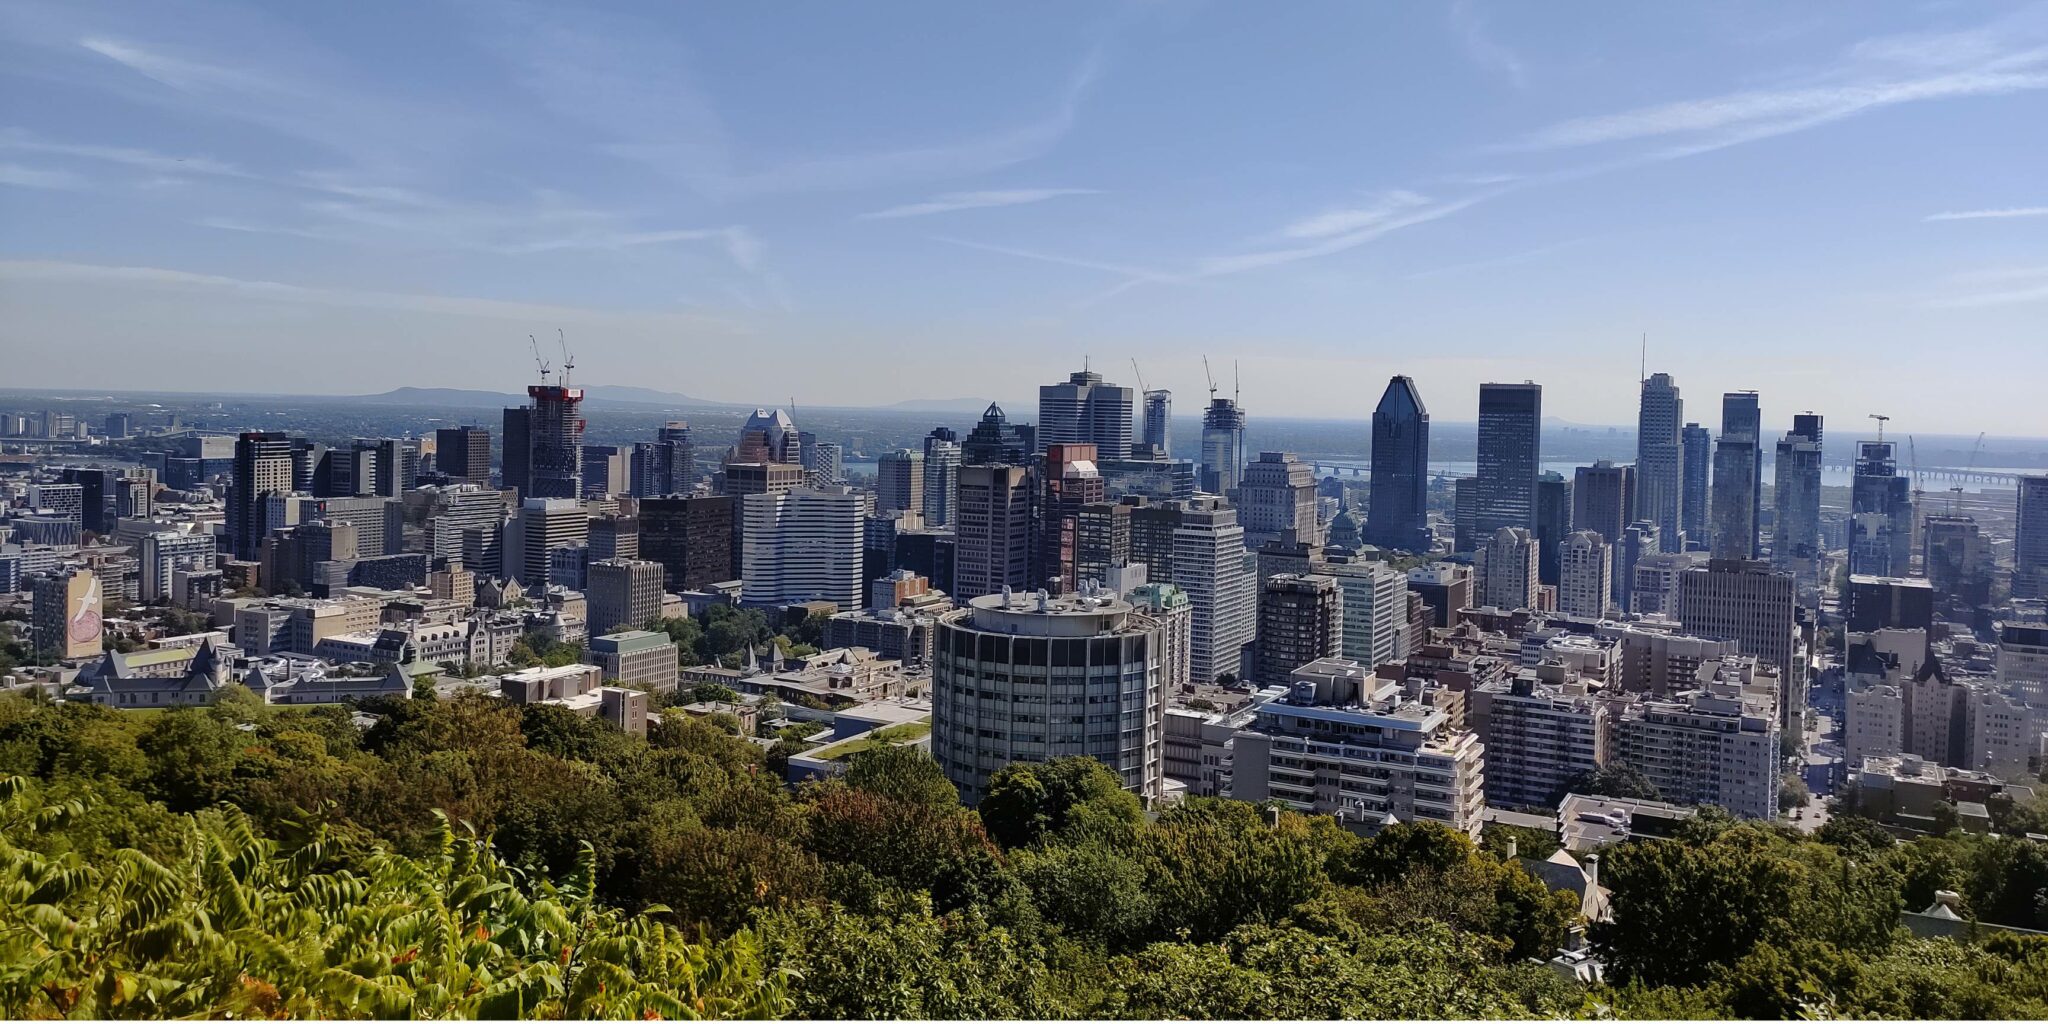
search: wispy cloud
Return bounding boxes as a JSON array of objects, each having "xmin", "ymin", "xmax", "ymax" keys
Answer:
[
  {"xmin": 1503, "ymin": 23, "xmax": 2048, "ymax": 156},
  {"xmin": 1924, "ymin": 206, "xmax": 2048, "ymax": 221},
  {"xmin": 0, "ymin": 163, "xmax": 85, "ymax": 189},
  {"xmin": 0, "ymin": 259, "xmax": 751, "ymax": 329},
  {"xmin": 858, "ymin": 188, "xmax": 1100, "ymax": 220},
  {"xmin": 1198, "ymin": 191, "xmax": 1497, "ymax": 276},
  {"xmin": 1449, "ymin": 1, "xmax": 1528, "ymax": 89},
  {"xmin": 934, "ymin": 236, "xmax": 1181, "ymax": 285},
  {"xmin": 0, "ymin": 129, "xmax": 248, "ymax": 178}
]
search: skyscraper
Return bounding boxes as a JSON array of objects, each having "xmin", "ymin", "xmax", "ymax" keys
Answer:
[
  {"xmin": 1142, "ymin": 389, "xmax": 1172, "ymax": 457},
  {"xmin": 1636, "ymin": 372, "xmax": 1685, "ymax": 550},
  {"xmin": 1040, "ymin": 444, "xmax": 1106, "ymax": 592},
  {"xmin": 228, "ymin": 431, "xmax": 295, "ymax": 560},
  {"xmin": 1173, "ymin": 496, "xmax": 1257, "ymax": 684},
  {"xmin": 1199, "ymin": 397, "xmax": 1247, "ymax": 496},
  {"xmin": 1850, "ymin": 439, "xmax": 1914, "ymax": 579},
  {"xmin": 503, "ymin": 497, "xmax": 589, "ymax": 588},
  {"xmin": 954, "ymin": 464, "xmax": 1035, "ymax": 599},
  {"xmin": 1366, "ymin": 375, "xmax": 1431, "ymax": 553},
  {"xmin": 922, "ymin": 428, "xmax": 961, "ymax": 527},
  {"xmin": 1681, "ymin": 423, "xmax": 1712, "ymax": 550},
  {"xmin": 2016, "ymin": 476, "xmax": 2048, "ymax": 599},
  {"xmin": 1773, "ymin": 414, "xmax": 1824, "ymax": 589},
  {"xmin": 639, "ymin": 495, "xmax": 736, "ymax": 591},
  {"xmin": 1474, "ymin": 383, "xmax": 1542, "ymax": 536},
  {"xmin": 1477, "ymin": 526, "xmax": 1539, "ymax": 611},
  {"xmin": 1557, "ymin": 530, "xmax": 1613, "ymax": 619},
  {"xmin": 1618, "ymin": 520, "xmax": 1661, "ymax": 614},
  {"xmin": 501, "ymin": 406, "xmax": 531, "ymax": 495},
  {"xmin": 1038, "ymin": 368, "xmax": 1134, "ymax": 456},
  {"xmin": 740, "ymin": 488, "xmax": 867, "ymax": 609},
  {"xmin": 1534, "ymin": 472, "xmax": 1570, "ymax": 587},
  {"xmin": 586, "ymin": 558, "xmax": 666, "ymax": 636},
  {"xmin": 435, "ymin": 426, "xmax": 491, "ymax": 483},
  {"xmin": 1677, "ymin": 559, "xmax": 1804, "ymax": 733},
  {"xmin": 524, "ymin": 384, "xmax": 585, "ymax": 499},
  {"xmin": 1572, "ymin": 461, "xmax": 1635, "ymax": 545},
  {"xmin": 962, "ymin": 403, "xmax": 1030, "ymax": 466},
  {"xmin": 579, "ymin": 445, "xmax": 629, "ymax": 499},
  {"xmin": 876, "ymin": 448, "xmax": 925, "ymax": 515},
  {"xmin": 1710, "ymin": 392, "xmax": 1762, "ymax": 560},
  {"xmin": 1257, "ymin": 574, "xmax": 1343, "ymax": 685},
  {"xmin": 1238, "ymin": 452, "xmax": 1320, "ymax": 548}
]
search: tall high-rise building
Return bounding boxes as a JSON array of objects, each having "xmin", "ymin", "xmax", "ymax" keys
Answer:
[
  {"xmin": 808, "ymin": 441, "xmax": 844, "ymax": 489},
  {"xmin": 436, "ymin": 426, "xmax": 491, "ymax": 483},
  {"xmin": 740, "ymin": 488, "xmax": 867, "ymax": 609},
  {"xmin": 1038, "ymin": 368, "xmax": 1134, "ymax": 456},
  {"xmin": 658, "ymin": 422, "xmax": 695, "ymax": 489},
  {"xmin": 962, "ymin": 403, "xmax": 1030, "ymax": 466},
  {"xmin": 954, "ymin": 464, "xmax": 1035, "ymax": 599},
  {"xmin": 1572, "ymin": 461, "xmax": 1635, "ymax": 545},
  {"xmin": 1474, "ymin": 383, "xmax": 1542, "ymax": 535},
  {"xmin": 876, "ymin": 449, "xmax": 925, "ymax": 515},
  {"xmin": 520, "ymin": 384, "xmax": 585, "ymax": 499},
  {"xmin": 1681, "ymin": 423, "xmax": 1712, "ymax": 550},
  {"xmin": 1534, "ymin": 472, "xmax": 1570, "ymax": 588},
  {"xmin": 1850, "ymin": 439, "xmax": 1914, "ymax": 579},
  {"xmin": 639, "ymin": 495, "xmax": 735, "ymax": 591},
  {"xmin": 1174, "ymin": 497, "xmax": 1256, "ymax": 683},
  {"xmin": 1074, "ymin": 500, "xmax": 1132, "ymax": 590},
  {"xmin": 1141, "ymin": 389, "xmax": 1172, "ymax": 457},
  {"xmin": 1557, "ymin": 530, "xmax": 1613, "ymax": 618},
  {"xmin": 932, "ymin": 590, "xmax": 1166, "ymax": 803},
  {"xmin": 588, "ymin": 514, "xmax": 639, "ymax": 562},
  {"xmin": 1636, "ymin": 373, "xmax": 1686, "ymax": 550},
  {"xmin": 1477, "ymin": 526, "xmax": 1539, "ymax": 610},
  {"xmin": 1199, "ymin": 397, "xmax": 1248, "ymax": 496},
  {"xmin": 1040, "ymin": 444, "xmax": 1106, "ymax": 592},
  {"xmin": 31, "ymin": 568, "xmax": 101, "ymax": 661},
  {"xmin": 586, "ymin": 558, "xmax": 666, "ymax": 635},
  {"xmin": 503, "ymin": 497, "xmax": 589, "ymax": 589},
  {"xmin": 1238, "ymin": 452, "xmax": 1320, "ymax": 548},
  {"xmin": 1711, "ymin": 392, "xmax": 1762, "ymax": 560},
  {"xmin": 1324, "ymin": 558, "xmax": 1406, "ymax": 669},
  {"xmin": 1618, "ymin": 520, "xmax": 1662, "ymax": 614},
  {"xmin": 1453, "ymin": 476, "xmax": 1478, "ymax": 553},
  {"xmin": 139, "ymin": 530, "xmax": 215, "ymax": 603},
  {"xmin": 1677, "ymin": 558, "xmax": 1804, "ymax": 733},
  {"xmin": 922, "ymin": 429, "xmax": 961, "ymax": 527},
  {"xmin": 1366, "ymin": 375, "xmax": 1431, "ymax": 553},
  {"xmin": 1773, "ymin": 414, "xmax": 1824, "ymax": 588},
  {"xmin": 501, "ymin": 406, "xmax": 532, "ymax": 495},
  {"xmin": 1257, "ymin": 573, "xmax": 1343, "ymax": 685},
  {"xmin": 734, "ymin": 409, "xmax": 799, "ymax": 465},
  {"xmin": 2012, "ymin": 476, "xmax": 2048, "ymax": 599},
  {"xmin": 579, "ymin": 445, "xmax": 629, "ymax": 499},
  {"xmin": 228, "ymin": 431, "xmax": 295, "ymax": 560}
]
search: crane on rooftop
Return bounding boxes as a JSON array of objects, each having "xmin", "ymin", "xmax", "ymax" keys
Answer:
[
  {"xmin": 528, "ymin": 335, "xmax": 551, "ymax": 385},
  {"xmin": 1869, "ymin": 413, "xmax": 1889, "ymax": 443}
]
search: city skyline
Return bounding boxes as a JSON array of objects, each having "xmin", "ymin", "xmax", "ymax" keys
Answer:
[{"xmin": 3, "ymin": 1, "xmax": 2047, "ymax": 433}]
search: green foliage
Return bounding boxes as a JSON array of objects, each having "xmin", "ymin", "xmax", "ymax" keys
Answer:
[
  {"xmin": 688, "ymin": 682, "xmax": 742, "ymax": 706},
  {"xmin": 1564, "ymin": 760, "xmax": 1662, "ymax": 802},
  {"xmin": 979, "ymin": 755, "xmax": 1143, "ymax": 849},
  {"xmin": 0, "ymin": 776, "xmax": 791, "ymax": 1019}
]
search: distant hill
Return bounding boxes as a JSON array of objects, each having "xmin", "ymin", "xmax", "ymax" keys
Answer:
[
  {"xmin": 878, "ymin": 396, "xmax": 1018, "ymax": 413},
  {"xmin": 348, "ymin": 385, "xmax": 745, "ymax": 410}
]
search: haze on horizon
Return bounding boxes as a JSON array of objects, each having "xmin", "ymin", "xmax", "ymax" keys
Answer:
[{"xmin": 2, "ymin": 1, "xmax": 2045, "ymax": 437}]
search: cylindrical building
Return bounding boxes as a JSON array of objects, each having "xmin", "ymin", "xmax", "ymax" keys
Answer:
[{"xmin": 933, "ymin": 588, "xmax": 1165, "ymax": 803}]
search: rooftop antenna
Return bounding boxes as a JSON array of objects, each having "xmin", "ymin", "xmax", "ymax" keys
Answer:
[
  {"xmin": 1233, "ymin": 360, "xmax": 1240, "ymax": 406},
  {"xmin": 1639, "ymin": 332, "xmax": 1647, "ymax": 384},
  {"xmin": 528, "ymin": 335, "xmax": 552, "ymax": 385},
  {"xmin": 1868, "ymin": 413, "xmax": 1889, "ymax": 443},
  {"xmin": 556, "ymin": 329, "xmax": 574, "ymax": 388}
]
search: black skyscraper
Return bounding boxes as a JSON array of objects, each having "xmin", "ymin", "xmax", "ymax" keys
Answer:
[
  {"xmin": 436, "ymin": 426, "xmax": 491, "ymax": 483},
  {"xmin": 1366, "ymin": 375, "xmax": 1431, "ymax": 552},
  {"xmin": 961, "ymin": 402, "xmax": 1030, "ymax": 466},
  {"xmin": 501, "ymin": 407, "xmax": 531, "ymax": 496},
  {"xmin": 1474, "ymin": 383, "xmax": 1542, "ymax": 535}
]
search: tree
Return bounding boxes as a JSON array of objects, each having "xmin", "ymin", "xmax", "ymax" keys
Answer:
[
  {"xmin": 1780, "ymin": 774, "xmax": 1812, "ymax": 813},
  {"xmin": 841, "ymin": 744, "xmax": 958, "ymax": 812},
  {"xmin": 1564, "ymin": 760, "xmax": 1661, "ymax": 801},
  {"xmin": 978, "ymin": 756, "xmax": 1142, "ymax": 850}
]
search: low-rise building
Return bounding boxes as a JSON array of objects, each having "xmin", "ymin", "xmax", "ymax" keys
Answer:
[{"xmin": 587, "ymin": 629, "xmax": 679, "ymax": 691}]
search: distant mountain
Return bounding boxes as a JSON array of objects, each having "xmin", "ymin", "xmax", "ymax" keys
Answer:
[{"xmin": 578, "ymin": 385, "xmax": 748, "ymax": 409}]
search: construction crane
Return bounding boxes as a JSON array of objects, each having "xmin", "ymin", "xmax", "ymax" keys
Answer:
[
  {"xmin": 528, "ymin": 335, "xmax": 552, "ymax": 385},
  {"xmin": 1202, "ymin": 355, "xmax": 1218, "ymax": 402},
  {"xmin": 1949, "ymin": 431, "xmax": 1987, "ymax": 516},
  {"xmin": 1908, "ymin": 435, "xmax": 1923, "ymax": 509},
  {"xmin": 1868, "ymin": 413, "xmax": 1889, "ymax": 443},
  {"xmin": 556, "ymin": 329, "xmax": 575, "ymax": 387},
  {"xmin": 1130, "ymin": 358, "xmax": 1148, "ymax": 394}
]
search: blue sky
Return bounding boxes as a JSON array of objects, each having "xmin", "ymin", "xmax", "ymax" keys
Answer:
[{"xmin": 1, "ymin": 0, "xmax": 2045, "ymax": 433}]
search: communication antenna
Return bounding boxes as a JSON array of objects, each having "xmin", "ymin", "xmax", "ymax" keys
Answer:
[
  {"xmin": 556, "ymin": 329, "xmax": 575, "ymax": 387},
  {"xmin": 528, "ymin": 335, "xmax": 552, "ymax": 385},
  {"xmin": 1233, "ymin": 360, "xmax": 1240, "ymax": 406},
  {"xmin": 1640, "ymin": 332, "xmax": 1647, "ymax": 384}
]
